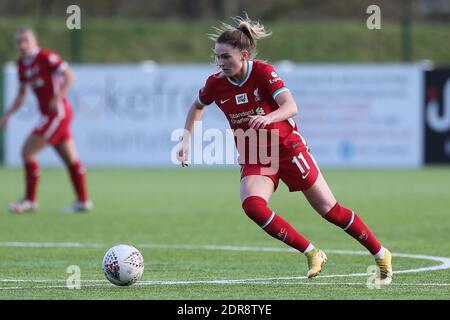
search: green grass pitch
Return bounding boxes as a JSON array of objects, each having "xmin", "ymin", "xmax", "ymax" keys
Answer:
[{"xmin": 0, "ymin": 166, "xmax": 449, "ymax": 299}]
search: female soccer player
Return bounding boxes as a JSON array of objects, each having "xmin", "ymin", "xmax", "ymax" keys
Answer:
[
  {"xmin": 177, "ymin": 15, "xmax": 392, "ymax": 284},
  {"xmin": 0, "ymin": 27, "xmax": 92, "ymax": 213}
]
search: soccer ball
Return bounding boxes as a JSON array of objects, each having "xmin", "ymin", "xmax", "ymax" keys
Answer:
[{"xmin": 102, "ymin": 244, "xmax": 144, "ymax": 286}]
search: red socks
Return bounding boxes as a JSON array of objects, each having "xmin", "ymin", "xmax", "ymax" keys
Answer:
[
  {"xmin": 323, "ymin": 202, "xmax": 382, "ymax": 255},
  {"xmin": 240, "ymin": 197, "xmax": 383, "ymax": 257},
  {"xmin": 68, "ymin": 161, "xmax": 88, "ymax": 202},
  {"xmin": 23, "ymin": 160, "xmax": 88, "ymax": 203},
  {"xmin": 24, "ymin": 160, "xmax": 40, "ymax": 202},
  {"xmin": 242, "ymin": 196, "xmax": 312, "ymax": 254}
]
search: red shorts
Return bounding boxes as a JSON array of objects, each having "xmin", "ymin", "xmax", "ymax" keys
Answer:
[
  {"xmin": 32, "ymin": 104, "xmax": 73, "ymax": 145},
  {"xmin": 240, "ymin": 143, "xmax": 320, "ymax": 192}
]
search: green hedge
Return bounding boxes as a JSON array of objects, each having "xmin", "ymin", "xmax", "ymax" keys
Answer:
[{"xmin": 0, "ymin": 17, "xmax": 449, "ymax": 65}]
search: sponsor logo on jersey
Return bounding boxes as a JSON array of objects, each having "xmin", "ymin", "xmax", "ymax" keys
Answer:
[
  {"xmin": 24, "ymin": 66, "xmax": 40, "ymax": 79},
  {"xmin": 269, "ymin": 77, "xmax": 281, "ymax": 85},
  {"xmin": 25, "ymin": 68, "xmax": 33, "ymax": 79},
  {"xmin": 271, "ymin": 71, "xmax": 278, "ymax": 78},
  {"xmin": 220, "ymin": 98, "xmax": 231, "ymax": 104},
  {"xmin": 48, "ymin": 53, "xmax": 60, "ymax": 66},
  {"xmin": 254, "ymin": 88, "xmax": 261, "ymax": 102},
  {"xmin": 31, "ymin": 77, "xmax": 45, "ymax": 89},
  {"xmin": 228, "ymin": 109, "xmax": 254, "ymax": 124},
  {"xmin": 255, "ymin": 107, "xmax": 265, "ymax": 116},
  {"xmin": 228, "ymin": 106, "xmax": 268, "ymax": 124},
  {"xmin": 235, "ymin": 93, "xmax": 248, "ymax": 105}
]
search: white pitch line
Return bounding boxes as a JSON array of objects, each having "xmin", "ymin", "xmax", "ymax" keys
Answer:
[
  {"xmin": 2, "ymin": 242, "xmax": 450, "ymax": 276},
  {"xmin": 0, "ymin": 279, "xmax": 53, "ymax": 283},
  {"xmin": 0, "ymin": 284, "xmax": 104, "ymax": 290},
  {"xmin": 135, "ymin": 245, "xmax": 450, "ymax": 275},
  {"xmin": 2, "ymin": 241, "xmax": 448, "ymax": 275},
  {"xmin": 0, "ymin": 242, "xmax": 104, "ymax": 249},
  {"xmin": 0, "ymin": 241, "xmax": 449, "ymax": 291}
]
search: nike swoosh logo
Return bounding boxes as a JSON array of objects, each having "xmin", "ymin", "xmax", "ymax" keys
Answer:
[
  {"xmin": 220, "ymin": 98, "xmax": 230, "ymax": 104},
  {"xmin": 302, "ymin": 171, "xmax": 310, "ymax": 179}
]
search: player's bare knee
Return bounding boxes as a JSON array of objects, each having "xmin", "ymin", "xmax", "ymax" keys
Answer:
[
  {"xmin": 64, "ymin": 156, "xmax": 78, "ymax": 167},
  {"xmin": 317, "ymin": 201, "xmax": 337, "ymax": 217},
  {"xmin": 21, "ymin": 147, "xmax": 35, "ymax": 163}
]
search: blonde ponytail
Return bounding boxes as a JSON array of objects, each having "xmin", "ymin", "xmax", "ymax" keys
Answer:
[
  {"xmin": 234, "ymin": 15, "xmax": 271, "ymax": 44},
  {"xmin": 208, "ymin": 13, "xmax": 271, "ymax": 59}
]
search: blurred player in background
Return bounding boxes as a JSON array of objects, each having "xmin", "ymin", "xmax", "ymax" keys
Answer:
[
  {"xmin": 0, "ymin": 27, "xmax": 93, "ymax": 213},
  {"xmin": 178, "ymin": 15, "xmax": 392, "ymax": 284}
]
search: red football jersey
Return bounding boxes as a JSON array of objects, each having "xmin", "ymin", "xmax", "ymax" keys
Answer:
[
  {"xmin": 17, "ymin": 48, "xmax": 70, "ymax": 115},
  {"xmin": 197, "ymin": 60, "xmax": 300, "ymax": 163}
]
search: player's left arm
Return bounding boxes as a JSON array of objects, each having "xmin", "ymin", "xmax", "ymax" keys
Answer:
[
  {"xmin": 48, "ymin": 52, "xmax": 74, "ymax": 112},
  {"xmin": 57, "ymin": 65, "xmax": 74, "ymax": 100},
  {"xmin": 249, "ymin": 90, "xmax": 298, "ymax": 130},
  {"xmin": 49, "ymin": 65, "xmax": 74, "ymax": 112}
]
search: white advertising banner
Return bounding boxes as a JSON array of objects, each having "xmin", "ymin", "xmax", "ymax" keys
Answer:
[
  {"xmin": 3, "ymin": 63, "xmax": 423, "ymax": 168},
  {"xmin": 284, "ymin": 64, "xmax": 424, "ymax": 168}
]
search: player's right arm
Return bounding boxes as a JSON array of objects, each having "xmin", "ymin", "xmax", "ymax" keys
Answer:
[
  {"xmin": 0, "ymin": 84, "xmax": 28, "ymax": 129},
  {"xmin": 177, "ymin": 77, "xmax": 215, "ymax": 167},
  {"xmin": 177, "ymin": 100, "xmax": 206, "ymax": 167}
]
